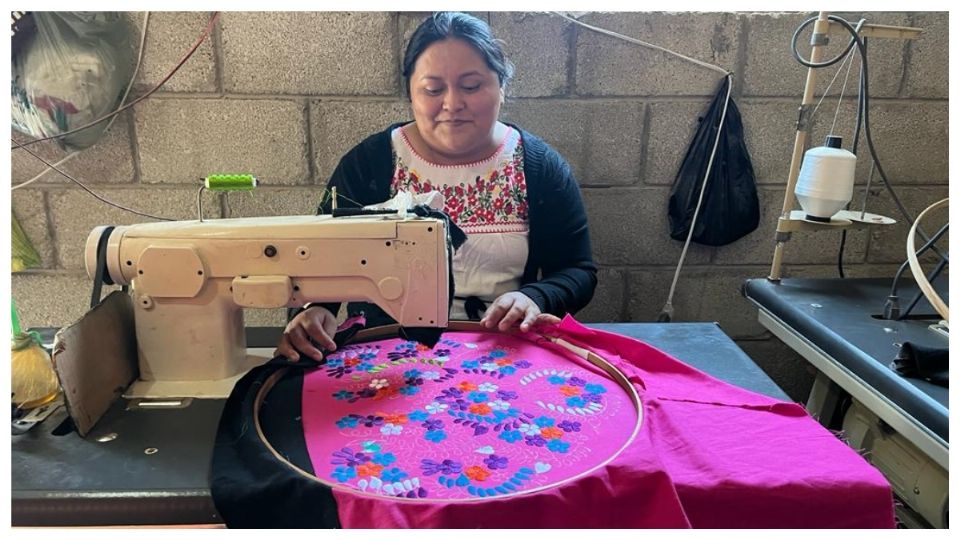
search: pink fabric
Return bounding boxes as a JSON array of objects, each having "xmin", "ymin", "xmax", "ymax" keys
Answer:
[{"xmin": 300, "ymin": 317, "xmax": 895, "ymax": 528}]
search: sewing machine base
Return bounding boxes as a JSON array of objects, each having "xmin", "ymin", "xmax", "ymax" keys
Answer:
[{"xmin": 124, "ymin": 354, "xmax": 271, "ymax": 399}]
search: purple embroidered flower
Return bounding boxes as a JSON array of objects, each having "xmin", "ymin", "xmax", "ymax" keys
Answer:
[
  {"xmin": 405, "ymin": 377, "xmax": 424, "ymax": 387},
  {"xmin": 496, "ymin": 389, "xmax": 518, "ymax": 401},
  {"xmin": 583, "ymin": 393, "xmax": 603, "ymax": 403},
  {"xmin": 387, "ymin": 349, "xmax": 419, "ymax": 361},
  {"xmin": 356, "ymin": 388, "xmax": 377, "ymax": 399},
  {"xmin": 361, "ymin": 415, "xmax": 385, "ymax": 427},
  {"xmin": 422, "ymin": 419, "xmax": 444, "ymax": 431},
  {"xmin": 524, "ymin": 435, "xmax": 547, "ymax": 447},
  {"xmin": 433, "ymin": 348, "xmax": 452, "ymax": 357},
  {"xmin": 513, "ymin": 360, "xmax": 532, "ymax": 369},
  {"xmin": 483, "ymin": 454, "xmax": 509, "ymax": 470},
  {"xmin": 439, "ymin": 388, "xmax": 463, "ymax": 400},
  {"xmin": 568, "ymin": 376, "xmax": 587, "ymax": 387},
  {"xmin": 331, "ymin": 448, "xmax": 371, "ymax": 467},
  {"xmin": 558, "ymin": 420, "xmax": 582, "ymax": 433},
  {"xmin": 421, "ymin": 458, "xmax": 463, "ymax": 475}
]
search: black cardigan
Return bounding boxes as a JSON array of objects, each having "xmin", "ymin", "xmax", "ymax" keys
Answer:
[{"xmin": 317, "ymin": 122, "xmax": 597, "ymax": 318}]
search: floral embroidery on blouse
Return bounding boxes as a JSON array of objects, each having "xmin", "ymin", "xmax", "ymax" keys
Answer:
[{"xmin": 391, "ymin": 130, "xmax": 528, "ymax": 234}]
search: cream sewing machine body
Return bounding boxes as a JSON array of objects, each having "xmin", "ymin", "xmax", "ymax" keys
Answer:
[{"xmin": 84, "ymin": 214, "xmax": 449, "ymax": 399}]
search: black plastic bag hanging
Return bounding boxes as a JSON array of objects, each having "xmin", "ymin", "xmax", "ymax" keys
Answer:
[{"xmin": 667, "ymin": 76, "xmax": 759, "ymax": 247}]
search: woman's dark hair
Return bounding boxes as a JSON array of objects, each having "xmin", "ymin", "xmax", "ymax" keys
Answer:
[{"xmin": 402, "ymin": 12, "xmax": 514, "ymax": 97}]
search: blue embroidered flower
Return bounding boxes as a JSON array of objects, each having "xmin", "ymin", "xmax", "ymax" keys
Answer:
[
  {"xmin": 506, "ymin": 408, "xmax": 521, "ymax": 417},
  {"xmin": 489, "ymin": 349, "xmax": 507, "ymax": 358},
  {"xmin": 499, "ymin": 366, "xmax": 517, "ymax": 376},
  {"xmin": 380, "ymin": 423, "xmax": 403, "ymax": 436},
  {"xmin": 421, "ymin": 370, "xmax": 441, "ymax": 380},
  {"xmin": 534, "ymin": 416, "xmax": 556, "ymax": 428},
  {"xmin": 566, "ymin": 396, "xmax": 586, "ymax": 407},
  {"xmin": 568, "ymin": 376, "xmax": 587, "ymax": 387},
  {"xmin": 332, "ymin": 390, "xmax": 354, "ymax": 401},
  {"xmin": 335, "ymin": 416, "xmax": 359, "ymax": 429},
  {"xmin": 425, "ymin": 430, "xmax": 447, "ymax": 443},
  {"xmin": 408, "ymin": 410, "xmax": 429, "ymax": 421},
  {"xmin": 498, "ymin": 429, "xmax": 522, "ymax": 443},
  {"xmin": 331, "ymin": 466, "xmax": 356, "ymax": 482},
  {"xmin": 372, "ymin": 452, "xmax": 396, "ymax": 466},
  {"xmin": 362, "ymin": 441, "xmax": 381, "ymax": 453},
  {"xmin": 468, "ymin": 391, "xmax": 489, "ymax": 403},
  {"xmin": 399, "ymin": 386, "xmax": 420, "ymax": 396},
  {"xmin": 461, "ymin": 360, "xmax": 480, "ymax": 369},
  {"xmin": 558, "ymin": 420, "xmax": 582, "ymax": 433},
  {"xmin": 513, "ymin": 360, "xmax": 532, "ymax": 369},
  {"xmin": 483, "ymin": 454, "xmax": 509, "ymax": 469},
  {"xmin": 548, "ymin": 439, "xmax": 571, "ymax": 453},
  {"xmin": 381, "ymin": 467, "xmax": 408, "ymax": 482},
  {"xmin": 403, "ymin": 369, "xmax": 422, "ymax": 379},
  {"xmin": 358, "ymin": 351, "xmax": 377, "ymax": 361},
  {"xmin": 584, "ymin": 383, "xmax": 607, "ymax": 394},
  {"xmin": 547, "ymin": 375, "xmax": 567, "ymax": 385},
  {"xmin": 354, "ymin": 362, "xmax": 374, "ymax": 372},
  {"xmin": 325, "ymin": 358, "xmax": 344, "ymax": 368}
]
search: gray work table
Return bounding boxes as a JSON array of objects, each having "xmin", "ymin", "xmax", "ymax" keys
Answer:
[{"xmin": 12, "ymin": 322, "xmax": 788, "ymax": 526}]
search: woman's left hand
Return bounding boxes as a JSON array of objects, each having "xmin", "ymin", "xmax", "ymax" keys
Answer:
[{"xmin": 481, "ymin": 291, "xmax": 561, "ymax": 332}]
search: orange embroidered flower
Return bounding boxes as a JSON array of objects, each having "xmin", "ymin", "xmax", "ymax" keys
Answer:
[
  {"xmin": 495, "ymin": 358, "xmax": 513, "ymax": 366},
  {"xmin": 374, "ymin": 387, "xmax": 399, "ymax": 400},
  {"xmin": 356, "ymin": 463, "xmax": 383, "ymax": 478},
  {"xmin": 540, "ymin": 427, "xmax": 564, "ymax": 440},
  {"xmin": 382, "ymin": 413, "xmax": 408, "ymax": 424},
  {"xmin": 457, "ymin": 381, "xmax": 478, "ymax": 392},
  {"xmin": 469, "ymin": 403, "xmax": 492, "ymax": 415},
  {"xmin": 559, "ymin": 385, "xmax": 581, "ymax": 397},
  {"xmin": 465, "ymin": 466, "xmax": 491, "ymax": 482},
  {"xmin": 344, "ymin": 358, "xmax": 360, "ymax": 367},
  {"xmin": 416, "ymin": 343, "xmax": 432, "ymax": 352}
]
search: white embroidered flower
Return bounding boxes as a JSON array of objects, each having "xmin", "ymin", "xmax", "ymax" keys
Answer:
[
  {"xmin": 380, "ymin": 423, "xmax": 403, "ymax": 436},
  {"xmin": 488, "ymin": 400, "xmax": 510, "ymax": 411},
  {"xmin": 425, "ymin": 402, "xmax": 448, "ymax": 414},
  {"xmin": 518, "ymin": 423, "xmax": 541, "ymax": 436},
  {"xmin": 480, "ymin": 362, "xmax": 499, "ymax": 371},
  {"xmin": 369, "ymin": 378, "xmax": 389, "ymax": 389},
  {"xmin": 421, "ymin": 371, "xmax": 442, "ymax": 380},
  {"xmin": 478, "ymin": 382, "xmax": 498, "ymax": 392},
  {"xmin": 435, "ymin": 356, "xmax": 450, "ymax": 364}
]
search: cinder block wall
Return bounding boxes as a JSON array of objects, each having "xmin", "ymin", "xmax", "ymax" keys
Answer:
[{"xmin": 11, "ymin": 12, "xmax": 948, "ymax": 401}]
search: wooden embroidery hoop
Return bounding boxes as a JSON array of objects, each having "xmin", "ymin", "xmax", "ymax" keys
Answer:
[{"xmin": 252, "ymin": 321, "xmax": 644, "ymax": 503}]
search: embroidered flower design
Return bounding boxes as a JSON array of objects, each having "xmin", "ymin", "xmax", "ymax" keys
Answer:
[
  {"xmin": 422, "ymin": 418, "xmax": 444, "ymax": 431},
  {"xmin": 480, "ymin": 362, "xmax": 499, "ymax": 371},
  {"xmin": 547, "ymin": 375, "xmax": 567, "ymax": 385},
  {"xmin": 558, "ymin": 420, "xmax": 582, "ymax": 433},
  {"xmin": 540, "ymin": 427, "xmax": 564, "ymax": 440},
  {"xmin": 483, "ymin": 455, "xmax": 509, "ymax": 470},
  {"xmin": 559, "ymin": 385, "xmax": 581, "ymax": 397},
  {"xmin": 524, "ymin": 435, "xmax": 547, "ymax": 447},
  {"xmin": 382, "ymin": 413, "xmax": 408, "ymax": 425},
  {"xmin": 331, "ymin": 466, "xmax": 356, "ymax": 482},
  {"xmin": 370, "ymin": 379, "xmax": 389, "ymax": 389},
  {"xmin": 477, "ymin": 382, "xmax": 498, "ymax": 392},
  {"xmin": 488, "ymin": 400, "xmax": 510, "ymax": 411},
  {"xmin": 335, "ymin": 415, "xmax": 359, "ymax": 429},
  {"xmin": 333, "ymin": 390, "xmax": 354, "ymax": 401},
  {"xmin": 513, "ymin": 360, "xmax": 532, "ymax": 369},
  {"xmin": 468, "ymin": 391, "xmax": 489, "ymax": 404},
  {"xmin": 421, "ymin": 370, "xmax": 441, "ymax": 380},
  {"xmin": 548, "ymin": 439, "xmax": 571, "ymax": 453},
  {"xmin": 356, "ymin": 462, "xmax": 384, "ymax": 478},
  {"xmin": 468, "ymin": 403, "xmax": 492, "ymax": 415},
  {"xmin": 381, "ymin": 467, "xmax": 408, "ymax": 482},
  {"xmin": 457, "ymin": 381, "xmax": 478, "ymax": 392},
  {"xmin": 408, "ymin": 410, "xmax": 430, "ymax": 421},
  {"xmin": 403, "ymin": 369, "xmax": 423, "ymax": 379},
  {"xmin": 425, "ymin": 430, "xmax": 447, "ymax": 443},
  {"xmin": 498, "ymin": 430, "xmax": 522, "ymax": 443},
  {"xmin": 421, "ymin": 458, "xmax": 462, "ymax": 476},
  {"xmin": 584, "ymin": 383, "xmax": 607, "ymax": 395},
  {"xmin": 361, "ymin": 415, "xmax": 384, "ymax": 428},
  {"xmin": 465, "ymin": 466, "xmax": 491, "ymax": 482},
  {"xmin": 566, "ymin": 397, "xmax": 587, "ymax": 407},
  {"xmin": 362, "ymin": 441, "xmax": 381, "ymax": 453},
  {"xmin": 372, "ymin": 452, "xmax": 397, "ymax": 466},
  {"xmin": 380, "ymin": 423, "xmax": 403, "ymax": 436},
  {"xmin": 331, "ymin": 447, "xmax": 371, "ymax": 467},
  {"xmin": 399, "ymin": 386, "xmax": 420, "ymax": 396},
  {"xmin": 518, "ymin": 423, "xmax": 541, "ymax": 436},
  {"xmin": 461, "ymin": 360, "xmax": 480, "ymax": 369},
  {"xmin": 425, "ymin": 401, "xmax": 448, "ymax": 414},
  {"xmin": 534, "ymin": 416, "xmax": 556, "ymax": 428},
  {"xmin": 499, "ymin": 366, "xmax": 517, "ymax": 375},
  {"xmin": 497, "ymin": 389, "xmax": 518, "ymax": 401}
]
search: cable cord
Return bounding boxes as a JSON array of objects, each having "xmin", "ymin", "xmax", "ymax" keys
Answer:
[
  {"xmin": 550, "ymin": 12, "xmax": 730, "ymax": 76},
  {"xmin": 13, "ymin": 12, "xmax": 152, "ymax": 191},
  {"xmin": 659, "ymin": 73, "xmax": 733, "ymax": 321},
  {"xmin": 12, "ymin": 11, "xmax": 219, "ymax": 151}
]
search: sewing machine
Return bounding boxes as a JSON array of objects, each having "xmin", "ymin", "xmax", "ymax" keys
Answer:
[{"xmin": 83, "ymin": 214, "xmax": 450, "ymax": 399}]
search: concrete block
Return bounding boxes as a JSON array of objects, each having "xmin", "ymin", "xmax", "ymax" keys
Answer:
[
  {"xmin": 741, "ymin": 12, "xmax": 906, "ymax": 98},
  {"xmin": 226, "ymin": 187, "xmax": 321, "ymax": 217},
  {"xmin": 865, "ymin": 186, "xmax": 949, "ymax": 264},
  {"xmin": 714, "ymin": 188, "xmax": 868, "ymax": 266},
  {"xmin": 501, "ymin": 100, "xmax": 645, "ymax": 186},
  {"xmin": 575, "ymin": 12, "xmax": 739, "ymax": 97},
  {"xmin": 135, "ymin": 98, "xmax": 309, "ymax": 185},
  {"xmin": 695, "ymin": 267, "xmax": 771, "ymax": 338},
  {"xmin": 129, "ymin": 12, "xmax": 217, "ymax": 93},
  {"xmin": 11, "ymin": 112, "xmax": 136, "ymax": 185},
  {"xmin": 624, "ymin": 269, "xmax": 701, "ymax": 323},
  {"xmin": 12, "ymin": 189, "xmax": 55, "ymax": 269},
  {"xmin": 222, "ymin": 12, "xmax": 397, "ymax": 95},
  {"xmin": 12, "ymin": 273, "xmax": 119, "ymax": 329},
  {"xmin": 643, "ymin": 99, "xmax": 711, "ymax": 185},
  {"xmin": 491, "ymin": 12, "xmax": 570, "ymax": 97},
  {"xmin": 311, "ymin": 100, "xmax": 410, "ymax": 181},
  {"xmin": 853, "ymin": 101, "xmax": 948, "ymax": 184},
  {"xmin": 575, "ymin": 268, "xmax": 625, "ymax": 323},
  {"xmin": 903, "ymin": 13, "xmax": 948, "ymax": 99},
  {"xmin": 49, "ymin": 187, "xmax": 221, "ymax": 270},
  {"xmin": 583, "ymin": 187, "xmax": 712, "ymax": 266},
  {"xmin": 736, "ymin": 338, "xmax": 816, "ymax": 403},
  {"xmin": 737, "ymin": 99, "xmax": 804, "ymax": 184}
]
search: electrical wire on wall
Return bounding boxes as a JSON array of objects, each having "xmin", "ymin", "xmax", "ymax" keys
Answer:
[
  {"xmin": 550, "ymin": 12, "xmax": 733, "ymax": 323},
  {"xmin": 11, "ymin": 12, "xmax": 221, "ymax": 221}
]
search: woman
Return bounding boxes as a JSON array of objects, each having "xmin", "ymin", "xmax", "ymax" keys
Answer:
[{"xmin": 276, "ymin": 12, "xmax": 596, "ymax": 360}]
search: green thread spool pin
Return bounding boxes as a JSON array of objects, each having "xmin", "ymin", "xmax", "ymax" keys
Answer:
[{"xmin": 204, "ymin": 174, "xmax": 257, "ymax": 191}]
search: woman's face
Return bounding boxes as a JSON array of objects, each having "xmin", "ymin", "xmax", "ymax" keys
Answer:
[{"xmin": 409, "ymin": 38, "xmax": 504, "ymax": 163}]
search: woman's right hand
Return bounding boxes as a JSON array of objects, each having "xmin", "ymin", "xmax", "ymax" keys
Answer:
[{"xmin": 274, "ymin": 306, "xmax": 338, "ymax": 361}]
